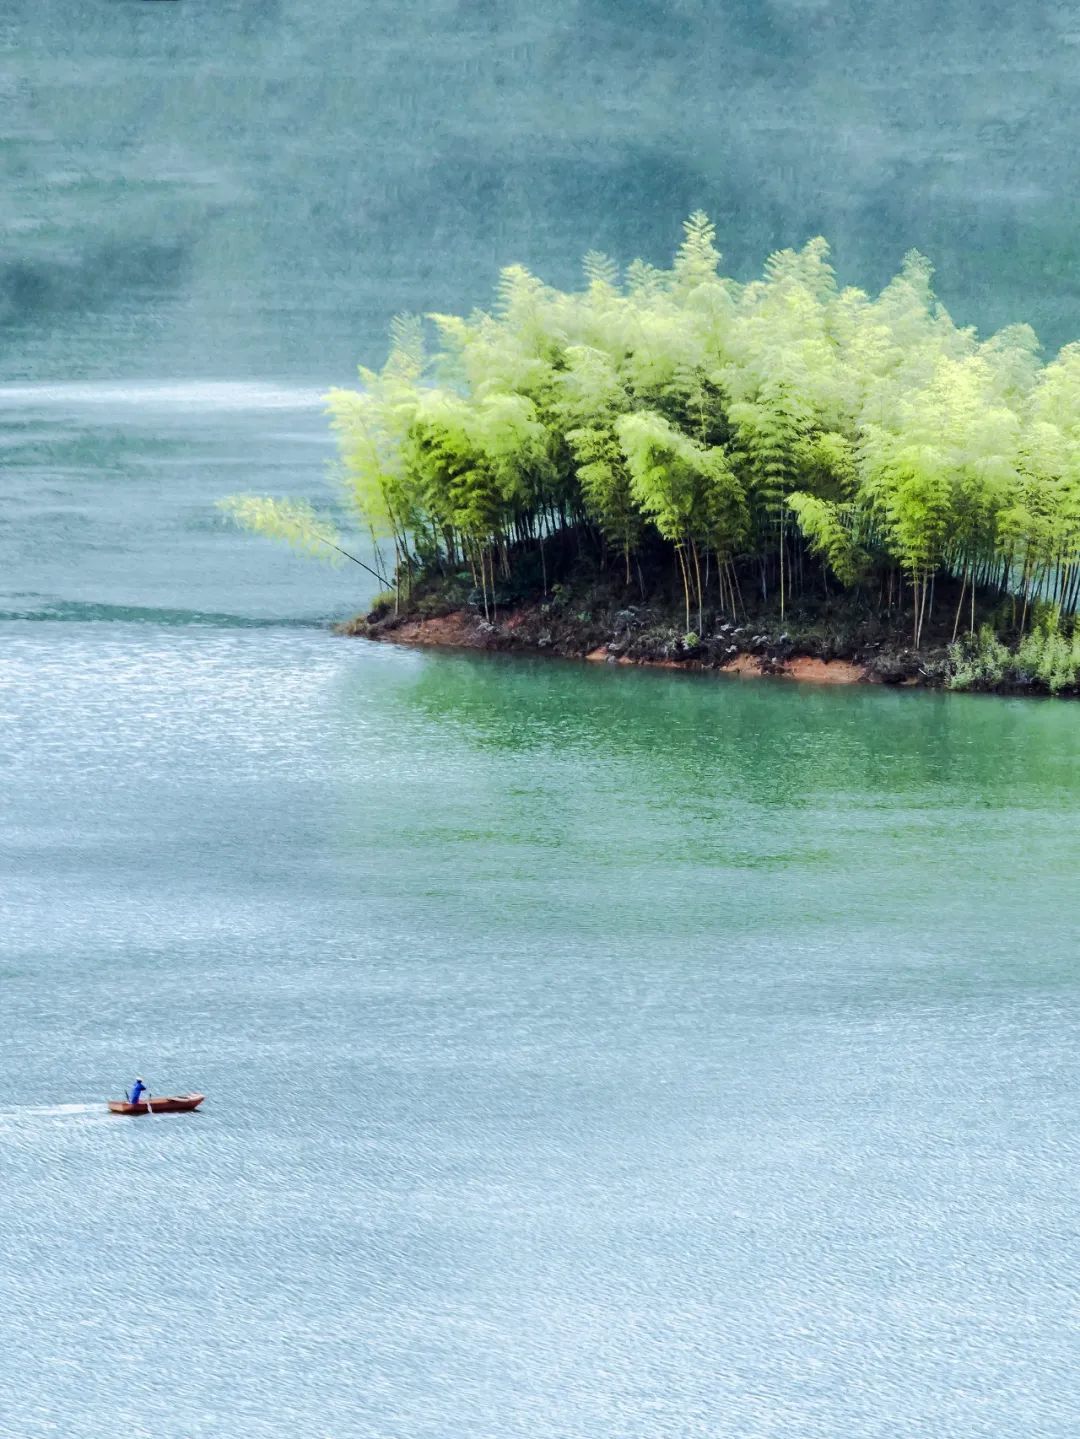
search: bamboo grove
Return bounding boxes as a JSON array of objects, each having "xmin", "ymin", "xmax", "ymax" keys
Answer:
[{"xmin": 224, "ymin": 214, "xmax": 1080, "ymax": 647}]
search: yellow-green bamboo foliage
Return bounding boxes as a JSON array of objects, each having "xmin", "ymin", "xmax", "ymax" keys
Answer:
[
  {"xmin": 226, "ymin": 214, "xmax": 1080, "ymax": 640},
  {"xmin": 217, "ymin": 496, "xmax": 346, "ymax": 562}
]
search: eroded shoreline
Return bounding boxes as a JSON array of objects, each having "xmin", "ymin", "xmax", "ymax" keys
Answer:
[{"xmin": 344, "ymin": 606, "xmax": 887, "ymax": 687}]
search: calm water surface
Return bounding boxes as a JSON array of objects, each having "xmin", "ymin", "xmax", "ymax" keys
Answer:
[{"xmin": 2, "ymin": 388, "xmax": 1079, "ymax": 1438}]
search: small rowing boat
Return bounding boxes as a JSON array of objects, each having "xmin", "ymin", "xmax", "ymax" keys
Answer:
[{"xmin": 108, "ymin": 1093, "xmax": 205, "ymax": 1116}]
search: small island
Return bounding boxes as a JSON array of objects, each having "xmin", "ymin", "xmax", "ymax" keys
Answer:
[{"xmin": 225, "ymin": 214, "xmax": 1080, "ymax": 695}]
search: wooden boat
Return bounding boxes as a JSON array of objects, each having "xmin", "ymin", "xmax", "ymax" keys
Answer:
[{"xmin": 108, "ymin": 1093, "xmax": 205, "ymax": 1116}]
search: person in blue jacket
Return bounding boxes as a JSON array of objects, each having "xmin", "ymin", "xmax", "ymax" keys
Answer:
[{"xmin": 128, "ymin": 1077, "xmax": 147, "ymax": 1106}]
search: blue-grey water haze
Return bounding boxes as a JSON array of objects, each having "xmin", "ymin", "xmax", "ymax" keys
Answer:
[
  {"xmin": 4, "ymin": 4, "xmax": 1080, "ymax": 1437},
  {"xmin": 7, "ymin": 0, "xmax": 1080, "ymax": 381}
]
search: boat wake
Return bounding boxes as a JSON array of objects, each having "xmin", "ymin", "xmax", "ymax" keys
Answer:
[
  {"xmin": 0, "ymin": 1102, "xmax": 109, "ymax": 1134},
  {"xmin": 14, "ymin": 1103, "xmax": 101, "ymax": 1117}
]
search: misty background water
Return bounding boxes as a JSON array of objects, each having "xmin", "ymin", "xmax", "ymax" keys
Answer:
[
  {"xmin": 4, "ymin": 5, "xmax": 1080, "ymax": 1438},
  {"xmin": 7, "ymin": 0, "xmax": 1080, "ymax": 385}
]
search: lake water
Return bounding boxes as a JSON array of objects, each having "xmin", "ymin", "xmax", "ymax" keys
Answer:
[{"xmin": 2, "ymin": 385, "xmax": 1080, "ymax": 1438}]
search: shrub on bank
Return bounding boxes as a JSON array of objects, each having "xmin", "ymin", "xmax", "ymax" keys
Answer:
[{"xmin": 947, "ymin": 613, "xmax": 1080, "ymax": 692}]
